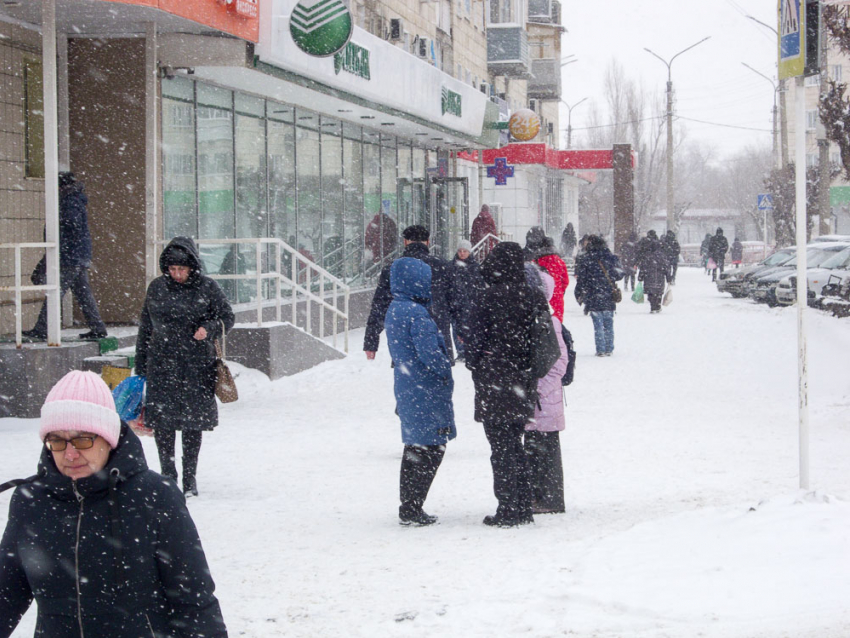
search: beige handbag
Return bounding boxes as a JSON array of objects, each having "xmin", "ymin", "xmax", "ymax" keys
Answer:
[{"xmin": 214, "ymin": 321, "xmax": 238, "ymax": 403}]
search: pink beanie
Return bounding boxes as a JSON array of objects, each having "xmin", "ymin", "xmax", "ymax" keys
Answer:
[{"xmin": 40, "ymin": 371, "xmax": 121, "ymax": 449}]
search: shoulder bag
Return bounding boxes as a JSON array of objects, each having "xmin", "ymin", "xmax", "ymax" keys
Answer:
[
  {"xmin": 598, "ymin": 260, "xmax": 623, "ymax": 303},
  {"xmin": 214, "ymin": 320, "xmax": 238, "ymax": 403}
]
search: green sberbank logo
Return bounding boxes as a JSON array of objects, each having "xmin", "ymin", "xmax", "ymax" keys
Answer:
[{"xmin": 290, "ymin": 0, "xmax": 353, "ymax": 57}]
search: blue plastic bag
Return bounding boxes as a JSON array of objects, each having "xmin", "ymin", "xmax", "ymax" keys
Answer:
[{"xmin": 112, "ymin": 375, "xmax": 145, "ymax": 422}]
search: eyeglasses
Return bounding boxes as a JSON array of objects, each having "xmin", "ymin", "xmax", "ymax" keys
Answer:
[{"xmin": 44, "ymin": 436, "xmax": 97, "ymax": 451}]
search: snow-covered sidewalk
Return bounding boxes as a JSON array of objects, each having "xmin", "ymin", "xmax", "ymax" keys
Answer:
[{"xmin": 3, "ymin": 267, "xmax": 849, "ymax": 637}]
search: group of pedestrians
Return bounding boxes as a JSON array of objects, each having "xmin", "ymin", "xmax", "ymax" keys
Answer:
[
  {"xmin": 368, "ymin": 225, "xmax": 572, "ymax": 528},
  {"xmin": 701, "ymin": 228, "xmax": 733, "ymax": 281}
]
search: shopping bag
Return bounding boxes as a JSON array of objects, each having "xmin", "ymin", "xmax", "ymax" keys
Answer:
[
  {"xmin": 112, "ymin": 375, "xmax": 145, "ymax": 422},
  {"xmin": 127, "ymin": 406, "xmax": 153, "ymax": 437},
  {"xmin": 663, "ymin": 286, "xmax": 673, "ymax": 306},
  {"xmin": 707, "ymin": 258, "xmax": 717, "ymax": 270},
  {"xmin": 631, "ymin": 282, "xmax": 645, "ymax": 304}
]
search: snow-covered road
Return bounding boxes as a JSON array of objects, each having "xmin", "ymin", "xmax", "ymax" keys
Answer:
[{"xmin": 3, "ymin": 267, "xmax": 849, "ymax": 637}]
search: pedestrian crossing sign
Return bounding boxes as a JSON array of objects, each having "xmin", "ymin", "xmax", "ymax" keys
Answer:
[{"xmin": 758, "ymin": 194, "xmax": 774, "ymax": 210}]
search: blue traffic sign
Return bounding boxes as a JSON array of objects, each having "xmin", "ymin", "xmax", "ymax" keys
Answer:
[{"xmin": 758, "ymin": 194, "xmax": 774, "ymax": 210}]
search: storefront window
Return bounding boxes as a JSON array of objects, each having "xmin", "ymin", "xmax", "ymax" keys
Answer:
[
  {"xmin": 342, "ymin": 123, "xmax": 364, "ymax": 284},
  {"xmin": 397, "ymin": 143, "xmax": 414, "ymax": 232},
  {"xmin": 363, "ymin": 132, "xmax": 383, "ymax": 266},
  {"xmin": 295, "ymin": 109, "xmax": 321, "ymax": 269},
  {"xmin": 162, "ymin": 96, "xmax": 196, "ymax": 239},
  {"xmin": 321, "ymin": 117, "xmax": 343, "ymax": 278}
]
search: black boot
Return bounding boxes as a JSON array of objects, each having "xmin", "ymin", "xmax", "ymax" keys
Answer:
[
  {"xmin": 399, "ymin": 444, "xmax": 445, "ymax": 526},
  {"xmin": 182, "ymin": 430, "xmax": 203, "ymax": 498}
]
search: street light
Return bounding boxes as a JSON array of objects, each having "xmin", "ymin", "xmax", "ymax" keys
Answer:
[
  {"xmin": 645, "ymin": 36, "xmax": 711, "ymax": 232},
  {"xmin": 746, "ymin": 14, "xmax": 788, "ymax": 167},
  {"xmin": 561, "ymin": 97, "xmax": 587, "ymax": 149}
]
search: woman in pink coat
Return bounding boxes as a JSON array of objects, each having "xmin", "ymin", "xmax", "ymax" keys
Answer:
[{"xmin": 524, "ymin": 270, "xmax": 568, "ymax": 514}]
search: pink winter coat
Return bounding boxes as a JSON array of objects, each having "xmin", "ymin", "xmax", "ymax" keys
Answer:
[{"xmin": 526, "ymin": 272, "xmax": 568, "ymax": 432}]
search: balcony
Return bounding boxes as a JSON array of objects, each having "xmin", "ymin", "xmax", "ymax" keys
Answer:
[
  {"xmin": 527, "ymin": 58, "xmax": 560, "ymax": 100},
  {"xmin": 487, "ymin": 25, "xmax": 530, "ymax": 77}
]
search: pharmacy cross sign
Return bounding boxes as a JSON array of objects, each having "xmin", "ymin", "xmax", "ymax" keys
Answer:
[{"xmin": 487, "ymin": 157, "xmax": 514, "ymax": 185}]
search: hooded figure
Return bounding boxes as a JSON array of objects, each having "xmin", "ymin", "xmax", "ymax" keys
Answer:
[
  {"xmin": 638, "ymin": 233, "xmax": 671, "ymax": 312},
  {"xmin": 471, "ymin": 204, "xmax": 498, "ymax": 255},
  {"xmin": 0, "ymin": 371, "xmax": 228, "ymax": 638},
  {"xmin": 708, "ymin": 227, "xmax": 729, "ymax": 281},
  {"xmin": 465, "ymin": 242, "xmax": 550, "ymax": 527},
  {"xmin": 661, "ymin": 230, "xmax": 681, "ymax": 282},
  {"xmin": 447, "ymin": 239, "xmax": 485, "ymax": 357},
  {"xmin": 385, "ymin": 257, "xmax": 456, "ymax": 526},
  {"xmin": 134, "ymin": 237, "xmax": 235, "ymax": 496},
  {"xmin": 574, "ymin": 235, "xmax": 623, "ymax": 355}
]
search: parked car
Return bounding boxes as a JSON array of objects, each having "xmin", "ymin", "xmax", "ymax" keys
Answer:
[
  {"xmin": 775, "ymin": 245, "xmax": 850, "ymax": 306},
  {"xmin": 749, "ymin": 243, "xmax": 850, "ymax": 306},
  {"xmin": 717, "ymin": 248, "xmax": 795, "ymax": 298},
  {"xmin": 811, "ymin": 234, "xmax": 850, "ymax": 243}
]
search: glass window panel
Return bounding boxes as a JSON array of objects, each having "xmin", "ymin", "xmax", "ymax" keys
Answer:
[
  {"xmin": 268, "ymin": 118, "xmax": 296, "ymax": 289},
  {"xmin": 24, "ymin": 58, "xmax": 44, "ymax": 178},
  {"xmin": 321, "ymin": 117, "xmax": 344, "ymax": 277},
  {"xmin": 197, "ymin": 83, "xmax": 232, "ymax": 109},
  {"xmin": 397, "ymin": 143, "xmax": 414, "ymax": 231},
  {"xmin": 162, "ymin": 97, "xmax": 196, "ymax": 239},
  {"xmin": 162, "ymin": 76, "xmax": 193, "ymax": 101},
  {"xmin": 343, "ymin": 122, "xmax": 362, "ymax": 141},
  {"xmin": 343, "ymin": 136, "xmax": 364, "ymax": 283},
  {"xmin": 380, "ymin": 136, "xmax": 399, "ymax": 259},
  {"xmin": 296, "ymin": 123, "xmax": 321, "ymax": 265},
  {"xmin": 268, "ymin": 102, "xmax": 295, "ymax": 123},
  {"xmin": 233, "ymin": 113, "xmax": 267, "ymax": 303},
  {"xmin": 235, "ymin": 93, "xmax": 265, "ymax": 116},
  {"xmin": 363, "ymin": 140, "xmax": 385, "ymax": 265},
  {"xmin": 296, "ymin": 110, "xmax": 320, "ymax": 131}
]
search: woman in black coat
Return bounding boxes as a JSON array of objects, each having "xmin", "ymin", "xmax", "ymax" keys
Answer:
[
  {"xmin": 447, "ymin": 239, "xmax": 485, "ymax": 359},
  {"xmin": 465, "ymin": 242, "xmax": 551, "ymax": 527},
  {"xmin": 135, "ymin": 237, "xmax": 235, "ymax": 497},
  {"xmin": 638, "ymin": 233, "xmax": 671, "ymax": 313},
  {"xmin": 0, "ymin": 371, "xmax": 227, "ymax": 638}
]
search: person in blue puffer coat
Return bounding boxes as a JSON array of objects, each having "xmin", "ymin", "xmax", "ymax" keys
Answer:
[{"xmin": 385, "ymin": 257, "xmax": 456, "ymax": 526}]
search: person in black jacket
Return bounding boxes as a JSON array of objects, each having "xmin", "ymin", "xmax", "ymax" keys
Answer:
[
  {"xmin": 700, "ymin": 233, "xmax": 712, "ymax": 274},
  {"xmin": 638, "ymin": 233, "xmax": 671, "ymax": 313},
  {"xmin": 574, "ymin": 235, "xmax": 623, "ymax": 356},
  {"xmin": 465, "ymin": 242, "xmax": 551, "ymax": 528},
  {"xmin": 0, "ymin": 370, "xmax": 228, "ymax": 638},
  {"xmin": 708, "ymin": 227, "xmax": 729, "ymax": 282},
  {"xmin": 661, "ymin": 230, "xmax": 681, "ymax": 283},
  {"xmin": 447, "ymin": 239, "xmax": 484, "ymax": 360},
  {"xmin": 363, "ymin": 225, "xmax": 452, "ymax": 360},
  {"xmin": 23, "ymin": 172, "xmax": 107, "ymax": 341},
  {"xmin": 620, "ymin": 232, "xmax": 638, "ymax": 291},
  {"xmin": 135, "ymin": 237, "xmax": 235, "ymax": 497}
]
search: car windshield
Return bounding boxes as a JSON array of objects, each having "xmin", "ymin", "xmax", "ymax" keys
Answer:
[
  {"xmin": 763, "ymin": 250, "xmax": 795, "ymax": 266},
  {"xmin": 818, "ymin": 246, "xmax": 850, "ymax": 269},
  {"xmin": 786, "ymin": 246, "xmax": 850, "ymax": 267}
]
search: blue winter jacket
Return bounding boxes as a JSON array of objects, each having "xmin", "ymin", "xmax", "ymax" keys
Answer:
[{"xmin": 385, "ymin": 258, "xmax": 457, "ymax": 446}]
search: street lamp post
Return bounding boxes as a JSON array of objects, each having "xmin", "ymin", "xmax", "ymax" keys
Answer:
[
  {"xmin": 645, "ymin": 37, "xmax": 711, "ymax": 232},
  {"xmin": 746, "ymin": 14, "xmax": 788, "ymax": 170},
  {"xmin": 561, "ymin": 97, "xmax": 587, "ymax": 149}
]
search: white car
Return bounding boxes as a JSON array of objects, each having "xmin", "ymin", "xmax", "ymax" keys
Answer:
[{"xmin": 775, "ymin": 245, "xmax": 850, "ymax": 305}]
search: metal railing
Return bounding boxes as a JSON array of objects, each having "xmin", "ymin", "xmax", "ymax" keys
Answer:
[
  {"xmin": 156, "ymin": 238, "xmax": 350, "ymax": 353},
  {"xmin": 471, "ymin": 233, "xmax": 502, "ymax": 262},
  {"xmin": 0, "ymin": 242, "xmax": 60, "ymax": 348}
]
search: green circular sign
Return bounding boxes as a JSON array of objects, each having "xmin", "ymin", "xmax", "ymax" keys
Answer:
[{"xmin": 290, "ymin": 0, "xmax": 353, "ymax": 58}]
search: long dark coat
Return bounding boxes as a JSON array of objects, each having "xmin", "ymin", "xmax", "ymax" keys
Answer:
[
  {"xmin": 363, "ymin": 242, "xmax": 452, "ymax": 357},
  {"xmin": 385, "ymin": 258, "xmax": 456, "ymax": 446},
  {"xmin": 0, "ymin": 424, "xmax": 227, "ymax": 638},
  {"xmin": 465, "ymin": 242, "xmax": 550, "ymax": 425},
  {"xmin": 447, "ymin": 253, "xmax": 484, "ymax": 343},
  {"xmin": 709, "ymin": 231, "xmax": 729, "ymax": 265},
  {"xmin": 135, "ymin": 237, "xmax": 235, "ymax": 432},
  {"xmin": 638, "ymin": 238, "xmax": 671, "ymax": 294},
  {"xmin": 574, "ymin": 246, "xmax": 623, "ymax": 312}
]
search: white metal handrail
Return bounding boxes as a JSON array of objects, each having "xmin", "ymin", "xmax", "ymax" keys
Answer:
[
  {"xmin": 155, "ymin": 238, "xmax": 350, "ymax": 353},
  {"xmin": 0, "ymin": 242, "xmax": 60, "ymax": 348},
  {"xmin": 471, "ymin": 232, "xmax": 502, "ymax": 262}
]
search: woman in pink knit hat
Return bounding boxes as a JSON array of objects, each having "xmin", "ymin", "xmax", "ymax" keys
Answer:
[{"xmin": 0, "ymin": 370, "xmax": 228, "ymax": 638}]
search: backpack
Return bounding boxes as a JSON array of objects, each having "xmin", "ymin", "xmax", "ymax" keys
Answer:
[
  {"xmin": 529, "ymin": 303, "xmax": 561, "ymax": 379},
  {"xmin": 561, "ymin": 325, "xmax": 576, "ymax": 386}
]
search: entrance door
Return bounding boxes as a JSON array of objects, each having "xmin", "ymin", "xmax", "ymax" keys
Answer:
[{"xmin": 429, "ymin": 177, "xmax": 468, "ymax": 259}]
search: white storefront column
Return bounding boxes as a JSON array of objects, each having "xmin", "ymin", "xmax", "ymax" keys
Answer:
[{"xmin": 145, "ymin": 22, "xmax": 159, "ymax": 281}]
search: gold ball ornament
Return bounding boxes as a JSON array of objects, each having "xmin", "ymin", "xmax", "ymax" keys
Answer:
[{"xmin": 508, "ymin": 109, "xmax": 541, "ymax": 141}]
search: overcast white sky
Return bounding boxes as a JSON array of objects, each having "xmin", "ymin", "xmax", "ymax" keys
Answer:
[{"xmin": 559, "ymin": 0, "xmax": 780, "ymax": 161}]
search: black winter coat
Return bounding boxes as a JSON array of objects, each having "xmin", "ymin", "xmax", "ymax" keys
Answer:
[
  {"xmin": 465, "ymin": 242, "xmax": 550, "ymax": 425},
  {"xmin": 363, "ymin": 242, "xmax": 452, "ymax": 357},
  {"xmin": 661, "ymin": 235, "xmax": 681, "ymax": 267},
  {"xmin": 709, "ymin": 233, "xmax": 729, "ymax": 264},
  {"xmin": 574, "ymin": 247, "xmax": 623, "ymax": 312},
  {"xmin": 638, "ymin": 239, "xmax": 670, "ymax": 294},
  {"xmin": 59, "ymin": 181, "xmax": 93, "ymax": 269},
  {"xmin": 135, "ymin": 237, "xmax": 235, "ymax": 431},
  {"xmin": 731, "ymin": 240, "xmax": 744, "ymax": 262},
  {"xmin": 0, "ymin": 424, "xmax": 227, "ymax": 638},
  {"xmin": 447, "ymin": 254, "xmax": 485, "ymax": 342}
]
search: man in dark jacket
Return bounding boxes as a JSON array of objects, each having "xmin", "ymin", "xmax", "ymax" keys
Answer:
[
  {"xmin": 574, "ymin": 235, "xmax": 623, "ymax": 355},
  {"xmin": 465, "ymin": 242, "xmax": 550, "ymax": 527},
  {"xmin": 363, "ymin": 225, "xmax": 452, "ymax": 359},
  {"xmin": 708, "ymin": 227, "xmax": 729, "ymax": 281},
  {"xmin": 447, "ymin": 239, "xmax": 484, "ymax": 360},
  {"xmin": 661, "ymin": 230, "xmax": 681, "ymax": 283},
  {"xmin": 23, "ymin": 172, "xmax": 108, "ymax": 341},
  {"xmin": 638, "ymin": 233, "xmax": 671, "ymax": 313},
  {"xmin": 620, "ymin": 232, "xmax": 638, "ymax": 291}
]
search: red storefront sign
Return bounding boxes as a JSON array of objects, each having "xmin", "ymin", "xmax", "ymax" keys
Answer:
[
  {"xmin": 227, "ymin": 0, "xmax": 258, "ymax": 18},
  {"xmin": 104, "ymin": 0, "xmax": 259, "ymax": 42}
]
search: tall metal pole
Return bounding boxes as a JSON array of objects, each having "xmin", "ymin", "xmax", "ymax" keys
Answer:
[
  {"xmin": 746, "ymin": 15, "xmax": 788, "ymax": 168},
  {"xmin": 43, "ymin": 0, "xmax": 61, "ymax": 346},
  {"xmin": 645, "ymin": 37, "xmax": 711, "ymax": 233},
  {"xmin": 561, "ymin": 97, "xmax": 587, "ymax": 149},
  {"xmin": 795, "ymin": 74, "xmax": 810, "ymax": 490}
]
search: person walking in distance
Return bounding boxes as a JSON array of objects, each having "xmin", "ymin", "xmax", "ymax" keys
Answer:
[
  {"xmin": 708, "ymin": 227, "xmax": 729, "ymax": 282},
  {"xmin": 384, "ymin": 258, "xmax": 456, "ymax": 526},
  {"xmin": 447, "ymin": 239, "xmax": 485, "ymax": 361},
  {"xmin": 135, "ymin": 237, "xmax": 235, "ymax": 497},
  {"xmin": 470, "ymin": 204, "xmax": 498, "ymax": 258},
  {"xmin": 363, "ymin": 225, "xmax": 452, "ymax": 360},
  {"xmin": 465, "ymin": 242, "xmax": 551, "ymax": 527},
  {"xmin": 560, "ymin": 222, "xmax": 577, "ymax": 260},
  {"xmin": 661, "ymin": 230, "xmax": 681, "ymax": 283},
  {"xmin": 23, "ymin": 172, "xmax": 108, "ymax": 341},
  {"xmin": 731, "ymin": 237, "xmax": 744, "ymax": 268},
  {"xmin": 574, "ymin": 235, "xmax": 623, "ymax": 355},
  {"xmin": 525, "ymin": 226, "xmax": 570, "ymax": 322},
  {"xmin": 620, "ymin": 232, "xmax": 638, "ymax": 292},
  {"xmin": 638, "ymin": 231, "xmax": 671, "ymax": 313},
  {"xmin": 700, "ymin": 233, "xmax": 712, "ymax": 274}
]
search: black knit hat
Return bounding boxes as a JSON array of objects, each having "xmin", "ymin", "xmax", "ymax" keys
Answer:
[
  {"xmin": 403, "ymin": 225, "xmax": 430, "ymax": 242},
  {"xmin": 164, "ymin": 246, "xmax": 194, "ymax": 268}
]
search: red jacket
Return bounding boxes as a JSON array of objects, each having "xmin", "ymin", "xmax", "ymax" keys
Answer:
[
  {"xmin": 471, "ymin": 210, "xmax": 497, "ymax": 250},
  {"xmin": 537, "ymin": 253, "xmax": 569, "ymax": 321}
]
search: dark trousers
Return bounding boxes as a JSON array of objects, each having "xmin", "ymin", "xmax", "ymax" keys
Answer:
[
  {"xmin": 670, "ymin": 262, "xmax": 678, "ymax": 282},
  {"xmin": 483, "ymin": 420, "xmax": 533, "ymax": 522},
  {"xmin": 399, "ymin": 444, "xmax": 445, "ymax": 518},
  {"xmin": 32, "ymin": 265, "xmax": 106, "ymax": 335},
  {"xmin": 624, "ymin": 271, "xmax": 636, "ymax": 291},
  {"xmin": 154, "ymin": 427, "xmax": 203, "ymax": 489},
  {"xmin": 648, "ymin": 292, "xmax": 662, "ymax": 312},
  {"xmin": 524, "ymin": 430, "xmax": 565, "ymax": 513}
]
